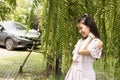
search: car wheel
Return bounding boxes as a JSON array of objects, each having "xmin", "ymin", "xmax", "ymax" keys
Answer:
[{"xmin": 5, "ymin": 38, "xmax": 15, "ymax": 50}]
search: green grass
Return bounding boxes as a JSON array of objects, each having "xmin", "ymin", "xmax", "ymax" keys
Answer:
[{"xmin": 0, "ymin": 50, "xmax": 46, "ymax": 80}]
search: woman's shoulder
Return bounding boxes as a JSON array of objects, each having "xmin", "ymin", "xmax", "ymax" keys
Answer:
[
  {"xmin": 75, "ymin": 38, "xmax": 84, "ymax": 45},
  {"xmin": 93, "ymin": 38, "xmax": 103, "ymax": 44},
  {"xmin": 77, "ymin": 38, "xmax": 83, "ymax": 42},
  {"xmin": 92, "ymin": 38, "xmax": 103, "ymax": 49}
]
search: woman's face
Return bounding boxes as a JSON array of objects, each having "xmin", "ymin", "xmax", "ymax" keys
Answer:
[{"xmin": 77, "ymin": 23, "xmax": 90, "ymax": 38}]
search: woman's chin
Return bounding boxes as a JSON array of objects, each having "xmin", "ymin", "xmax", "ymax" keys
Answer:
[{"xmin": 82, "ymin": 36, "xmax": 88, "ymax": 39}]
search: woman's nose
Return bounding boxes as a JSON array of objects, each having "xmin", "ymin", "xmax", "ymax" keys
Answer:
[
  {"xmin": 80, "ymin": 29, "xmax": 83, "ymax": 32},
  {"xmin": 79, "ymin": 30, "xmax": 82, "ymax": 33}
]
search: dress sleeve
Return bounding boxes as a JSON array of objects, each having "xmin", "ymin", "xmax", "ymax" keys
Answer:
[{"xmin": 88, "ymin": 41, "xmax": 103, "ymax": 59}]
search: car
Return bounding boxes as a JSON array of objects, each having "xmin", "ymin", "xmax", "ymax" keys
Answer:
[{"xmin": 0, "ymin": 21, "xmax": 40, "ymax": 50}]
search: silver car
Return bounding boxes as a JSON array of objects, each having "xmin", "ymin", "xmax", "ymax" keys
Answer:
[{"xmin": 0, "ymin": 21, "xmax": 40, "ymax": 50}]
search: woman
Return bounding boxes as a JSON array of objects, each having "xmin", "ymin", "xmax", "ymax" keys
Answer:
[{"xmin": 65, "ymin": 14, "xmax": 103, "ymax": 80}]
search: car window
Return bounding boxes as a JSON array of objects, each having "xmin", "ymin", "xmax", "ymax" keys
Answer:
[
  {"xmin": 3, "ymin": 21, "xmax": 26, "ymax": 30},
  {"xmin": 13, "ymin": 23, "xmax": 26, "ymax": 30}
]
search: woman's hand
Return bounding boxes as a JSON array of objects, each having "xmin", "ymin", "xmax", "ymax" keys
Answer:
[{"xmin": 88, "ymin": 32, "xmax": 95, "ymax": 39}]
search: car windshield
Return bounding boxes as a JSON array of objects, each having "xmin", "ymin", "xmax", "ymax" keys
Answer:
[{"xmin": 3, "ymin": 21, "xmax": 26, "ymax": 30}]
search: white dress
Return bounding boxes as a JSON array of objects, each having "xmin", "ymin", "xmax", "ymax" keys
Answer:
[{"xmin": 65, "ymin": 38, "xmax": 103, "ymax": 80}]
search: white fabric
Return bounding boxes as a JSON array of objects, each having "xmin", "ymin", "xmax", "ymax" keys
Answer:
[
  {"xmin": 72, "ymin": 39, "xmax": 83, "ymax": 61},
  {"xmin": 65, "ymin": 38, "xmax": 103, "ymax": 80},
  {"xmin": 87, "ymin": 39, "xmax": 103, "ymax": 59}
]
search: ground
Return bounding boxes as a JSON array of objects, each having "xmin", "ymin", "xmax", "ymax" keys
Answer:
[{"xmin": 0, "ymin": 47, "xmax": 46, "ymax": 80}]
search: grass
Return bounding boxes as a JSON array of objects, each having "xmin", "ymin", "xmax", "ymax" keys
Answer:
[{"xmin": 0, "ymin": 49, "xmax": 46, "ymax": 80}]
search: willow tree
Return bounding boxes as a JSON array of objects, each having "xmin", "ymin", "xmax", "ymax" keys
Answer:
[
  {"xmin": 41, "ymin": 0, "xmax": 83, "ymax": 77},
  {"xmin": 95, "ymin": 0, "xmax": 120, "ymax": 79},
  {"xmin": 41, "ymin": 0, "xmax": 120, "ymax": 79},
  {"xmin": 113, "ymin": 0, "xmax": 120, "ymax": 79}
]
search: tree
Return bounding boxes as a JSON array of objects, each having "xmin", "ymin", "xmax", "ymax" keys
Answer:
[
  {"xmin": 41, "ymin": 0, "xmax": 120, "ymax": 79},
  {"xmin": 41, "ymin": 0, "xmax": 82, "ymax": 78},
  {"xmin": 0, "ymin": 0, "xmax": 16, "ymax": 20}
]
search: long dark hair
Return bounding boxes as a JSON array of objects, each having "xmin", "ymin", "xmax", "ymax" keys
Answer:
[{"xmin": 77, "ymin": 14, "xmax": 100, "ymax": 38}]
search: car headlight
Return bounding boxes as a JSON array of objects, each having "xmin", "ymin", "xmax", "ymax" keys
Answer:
[
  {"xmin": 16, "ymin": 36, "xmax": 29, "ymax": 40},
  {"xmin": 17, "ymin": 36, "xmax": 24, "ymax": 39}
]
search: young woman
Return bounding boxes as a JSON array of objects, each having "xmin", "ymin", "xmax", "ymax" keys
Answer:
[{"xmin": 65, "ymin": 14, "xmax": 103, "ymax": 80}]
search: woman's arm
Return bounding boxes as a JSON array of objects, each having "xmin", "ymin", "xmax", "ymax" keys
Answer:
[
  {"xmin": 79, "ymin": 36, "xmax": 92, "ymax": 50},
  {"xmin": 78, "ymin": 37, "xmax": 103, "ymax": 55},
  {"xmin": 78, "ymin": 36, "xmax": 92, "ymax": 55}
]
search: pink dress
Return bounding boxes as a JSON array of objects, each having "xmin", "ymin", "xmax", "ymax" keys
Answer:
[{"xmin": 65, "ymin": 38, "xmax": 103, "ymax": 80}]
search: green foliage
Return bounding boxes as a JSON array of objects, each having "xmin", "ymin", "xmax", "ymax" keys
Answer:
[
  {"xmin": 0, "ymin": 0, "xmax": 16, "ymax": 20},
  {"xmin": 27, "ymin": 0, "xmax": 42, "ymax": 30},
  {"xmin": 41, "ymin": 0, "xmax": 82, "ymax": 77},
  {"xmin": 47, "ymin": 75, "xmax": 63, "ymax": 80},
  {"xmin": 41, "ymin": 0, "xmax": 120, "ymax": 79},
  {"xmin": 7, "ymin": 0, "xmax": 42, "ymax": 31}
]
